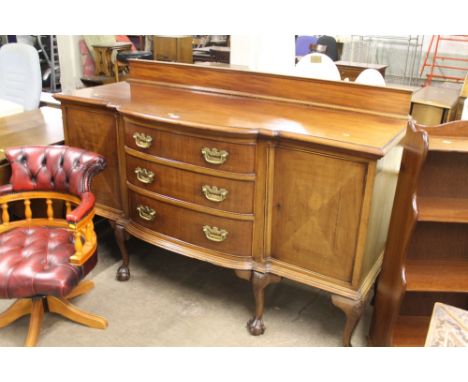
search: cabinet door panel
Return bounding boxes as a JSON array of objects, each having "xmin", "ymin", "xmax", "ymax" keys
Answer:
[
  {"xmin": 64, "ymin": 106, "xmax": 122, "ymax": 212},
  {"xmin": 271, "ymin": 147, "xmax": 366, "ymax": 282}
]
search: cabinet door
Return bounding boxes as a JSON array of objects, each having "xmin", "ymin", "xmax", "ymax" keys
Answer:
[
  {"xmin": 63, "ymin": 105, "xmax": 122, "ymax": 215},
  {"xmin": 270, "ymin": 146, "xmax": 367, "ymax": 283}
]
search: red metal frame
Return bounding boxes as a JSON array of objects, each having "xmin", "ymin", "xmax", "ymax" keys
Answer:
[{"xmin": 420, "ymin": 35, "xmax": 468, "ymax": 85}]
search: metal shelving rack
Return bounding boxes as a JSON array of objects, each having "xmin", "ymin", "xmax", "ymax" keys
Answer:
[
  {"xmin": 346, "ymin": 35, "xmax": 425, "ymax": 86},
  {"xmin": 37, "ymin": 35, "xmax": 61, "ymax": 92}
]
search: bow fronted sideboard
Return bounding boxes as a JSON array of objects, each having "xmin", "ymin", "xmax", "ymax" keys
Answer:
[{"xmin": 55, "ymin": 61, "xmax": 412, "ymax": 345}]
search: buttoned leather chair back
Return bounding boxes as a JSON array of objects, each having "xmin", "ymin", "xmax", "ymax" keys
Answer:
[{"xmin": 4, "ymin": 146, "xmax": 103, "ymax": 196}]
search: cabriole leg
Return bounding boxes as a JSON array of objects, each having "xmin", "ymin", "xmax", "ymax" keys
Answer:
[
  {"xmin": 114, "ymin": 223, "xmax": 130, "ymax": 281},
  {"xmin": 247, "ymin": 271, "xmax": 281, "ymax": 336},
  {"xmin": 331, "ymin": 294, "xmax": 365, "ymax": 347}
]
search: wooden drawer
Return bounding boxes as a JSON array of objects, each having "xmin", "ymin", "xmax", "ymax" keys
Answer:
[
  {"xmin": 124, "ymin": 119, "xmax": 256, "ymax": 174},
  {"xmin": 126, "ymin": 155, "xmax": 255, "ymax": 214},
  {"xmin": 129, "ymin": 191, "xmax": 253, "ymax": 257}
]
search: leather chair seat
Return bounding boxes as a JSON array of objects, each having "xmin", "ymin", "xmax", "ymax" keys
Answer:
[
  {"xmin": 116, "ymin": 50, "xmax": 153, "ymax": 63},
  {"xmin": 0, "ymin": 226, "xmax": 95, "ymax": 299}
]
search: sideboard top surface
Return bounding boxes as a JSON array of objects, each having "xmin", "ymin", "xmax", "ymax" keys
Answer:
[{"xmin": 56, "ymin": 61, "xmax": 412, "ymax": 159}]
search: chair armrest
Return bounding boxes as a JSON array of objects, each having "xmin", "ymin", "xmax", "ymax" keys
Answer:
[
  {"xmin": 0, "ymin": 184, "xmax": 13, "ymax": 196},
  {"xmin": 66, "ymin": 192, "xmax": 95, "ymax": 225}
]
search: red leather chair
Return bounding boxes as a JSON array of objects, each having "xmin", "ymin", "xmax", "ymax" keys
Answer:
[{"xmin": 0, "ymin": 145, "xmax": 107, "ymax": 346}]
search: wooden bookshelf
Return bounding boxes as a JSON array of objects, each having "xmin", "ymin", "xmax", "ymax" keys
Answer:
[
  {"xmin": 406, "ymin": 259, "xmax": 468, "ymax": 292},
  {"xmin": 418, "ymin": 197, "xmax": 468, "ymax": 223},
  {"xmin": 429, "ymin": 136, "xmax": 468, "ymax": 152},
  {"xmin": 370, "ymin": 119, "xmax": 468, "ymax": 346}
]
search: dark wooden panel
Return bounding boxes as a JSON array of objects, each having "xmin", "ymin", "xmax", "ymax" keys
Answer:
[
  {"xmin": 419, "ymin": 151, "xmax": 468, "ymax": 199},
  {"xmin": 129, "ymin": 60, "xmax": 412, "ymax": 116},
  {"xmin": 409, "ymin": 222, "xmax": 468, "ymax": 261},
  {"xmin": 64, "ymin": 105, "xmax": 122, "ymax": 212},
  {"xmin": 399, "ymin": 292, "xmax": 468, "ymax": 316}
]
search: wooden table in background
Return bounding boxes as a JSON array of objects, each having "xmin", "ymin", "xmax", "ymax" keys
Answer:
[
  {"xmin": 92, "ymin": 42, "xmax": 132, "ymax": 77},
  {"xmin": 411, "ymin": 86, "xmax": 461, "ymax": 125},
  {"xmin": 0, "ymin": 107, "xmax": 64, "ymax": 184},
  {"xmin": 335, "ymin": 61, "xmax": 388, "ymax": 81}
]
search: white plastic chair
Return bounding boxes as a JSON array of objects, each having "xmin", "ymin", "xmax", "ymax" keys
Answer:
[
  {"xmin": 295, "ymin": 53, "xmax": 341, "ymax": 81},
  {"xmin": 0, "ymin": 43, "xmax": 42, "ymax": 117},
  {"xmin": 355, "ymin": 68, "xmax": 386, "ymax": 86}
]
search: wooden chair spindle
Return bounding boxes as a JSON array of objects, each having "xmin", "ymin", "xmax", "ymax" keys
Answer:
[
  {"xmin": 46, "ymin": 199, "xmax": 54, "ymax": 220},
  {"xmin": 1, "ymin": 203, "xmax": 9, "ymax": 224},
  {"xmin": 65, "ymin": 201, "xmax": 72, "ymax": 215},
  {"xmin": 74, "ymin": 231, "xmax": 83, "ymax": 257},
  {"xmin": 24, "ymin": 199, "xmax": 32, "ymax": 220}
]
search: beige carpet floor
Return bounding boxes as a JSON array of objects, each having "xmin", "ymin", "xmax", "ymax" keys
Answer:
[{"xmin": 0, "ymin": 221, "xmax": 372, "ymax": 346}]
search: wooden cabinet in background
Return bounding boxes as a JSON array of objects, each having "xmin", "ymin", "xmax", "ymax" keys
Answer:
[
  {"xmin": 410, "ymin": 86, "xmax": 460, "ymax": 126},
  {"xmin": 370, "ymin": 119, "xmax": 468, "ymax": 346},
  {"xmin": 55, "ymin": 61, "xmax": 412, "ymax": 346},
  {"xmin": 153, "ymin": 35, "xmax": 193, "ymax": 64},
  {"xmin": 335, "ymin": 61, "xmax": 388, "ymax": 81}
]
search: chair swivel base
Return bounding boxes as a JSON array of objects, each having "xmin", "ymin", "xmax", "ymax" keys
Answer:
[{"xmin": 0, "ymin": 280, "xmax": 108, "ymax": 346}]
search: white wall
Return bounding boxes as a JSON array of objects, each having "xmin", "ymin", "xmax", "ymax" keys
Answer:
[
  {"xmin": 230, "ymin": 35, "xmax": 295, "ymax": 75},
  {"xmin": 57, "ymin": 35, "xmax": 83, "ymax": 91}
]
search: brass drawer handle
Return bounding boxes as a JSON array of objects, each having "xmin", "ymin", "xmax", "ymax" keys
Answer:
[
  {"xmin": 202, "ymin": 225, "xmax": 228, "ymax": 242},
  {"xmin": 201, "ymin": 147, "xmax": 229, "ymax": 165},
  {"xmin": 136, "ymin": 205, "xmax": 156, "ymax": 221},
  {"xmin": 201, "ymin": 185, "xmax": 228, "ymax": 202},
  {"xmin": 135, "ymin": 167, "xmax": 155, "ymax": 184},
  {"xmin": 133, "ymin": 132, "xmax": 153, "ymax": 149}
]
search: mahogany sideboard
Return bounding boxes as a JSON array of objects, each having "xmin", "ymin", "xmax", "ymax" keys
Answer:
[{"xmin": 55, "ymin": 61, "xmax": 412, "ymax": 346}]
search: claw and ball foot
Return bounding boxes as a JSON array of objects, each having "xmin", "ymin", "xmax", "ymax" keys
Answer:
[
  {"xmin": 245, "ymin": 271, "xmax": 281, "ymax": 336},
  {"xmin": 117, "ymin": 265, "xmax": 130, "ymax": 281},
  {"xmin": 114, "ymin": 224, "xmax": 131, "ymax": 281}
]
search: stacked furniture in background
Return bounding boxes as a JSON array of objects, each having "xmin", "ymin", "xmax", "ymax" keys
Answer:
[
  {"xmin": 79, "ymin": 35, "xmax": 137, "ymax": 86},
  {"xmin": 370, "ymin": 119, "xmax": 468, "ymax": 346},
  {"xmin": 410, "ymin": 86, "xmax": 461, "ymax": 126}
]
